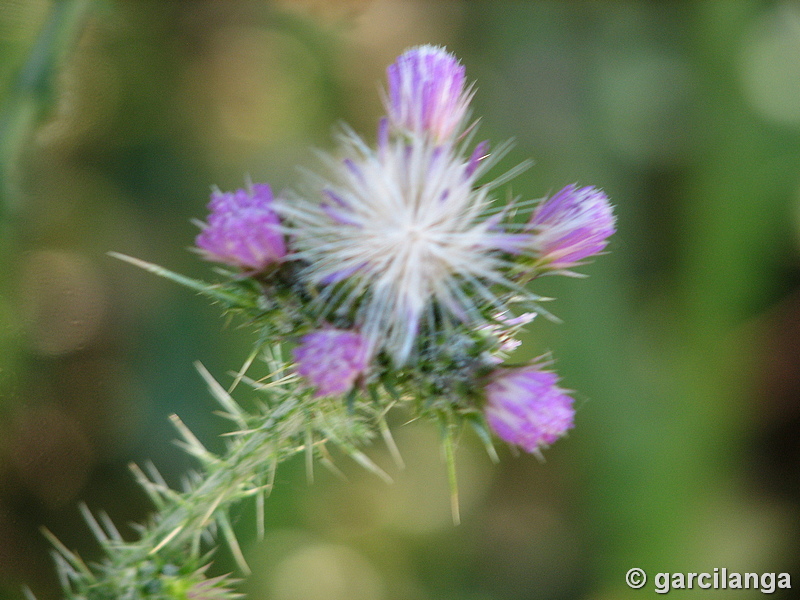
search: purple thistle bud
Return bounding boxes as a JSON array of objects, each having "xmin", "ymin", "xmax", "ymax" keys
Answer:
[
  {"xmin": 195, "ymin": 184, "xmax": 286, "ymax": 272},
  {"xmin": 385, "ymin": 45, "xmax": 472, "ymax": 142},
  {"xmin": 293, "ymin": 329, "xmax": 371, "ymax": 397},
  {"xmin": 484, "ymin": 366, "xmax": 575, "ymax": 453},
  {"xmin": 528, "ymin": 184, "xmax": 615, "ymax": 269}
]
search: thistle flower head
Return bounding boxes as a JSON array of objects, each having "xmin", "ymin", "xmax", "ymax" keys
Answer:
[
  {"xmin": 528, "ymin": 184, "xmax": 615, "ymax": 269},
  {"xmin": 276, "ymin": 47, "xmax": 536, "ymax": 366},
  {"xmin": 484, "ymin": 365, "xmax": 575, "ymax": 453},
  {"xmin": 59, "ymin": 45, "xmax": 619, "ymax": 600},
  {"xmin": 293, "ymin": 328, "xmax": 371, "ymax": 396},
  {"xmin": 281, "ymin": 133, "xmax": 529, "ymax": 365},
  {"xmin": 385, "ymin": 45, "xmax": 472, "ymax": 142},
  {"xmin": 195, "ymin": 183, "xmax": 286, "ymax": 272}
]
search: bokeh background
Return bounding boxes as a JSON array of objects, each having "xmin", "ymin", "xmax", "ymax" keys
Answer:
[{"xmin": 2, "ymin": 1, "xmax": 800, "ymax": 599}]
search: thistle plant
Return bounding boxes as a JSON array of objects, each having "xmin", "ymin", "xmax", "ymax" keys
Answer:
[{"xmin": 45, "ymin": 46, "xmax": 615, "ymax": 600}]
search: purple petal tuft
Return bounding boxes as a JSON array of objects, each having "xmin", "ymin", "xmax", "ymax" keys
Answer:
[
  {"xmin": 195, "ymin": 184, "xmax": 286, "ymax": 272},
  {"xmin": 527, "ymin": 184, "xmax": 615, "ymax": 269},
  {"xmin": 293, "ymin": 329, "xmax": 371, "ymax": 396},
  {"xmin": 484, "ymin": 365, "xmax": 574, "ymax": 452},
  {"xmin": 385, "ymin": 45, "xmax": 471, "ymax": 142}
]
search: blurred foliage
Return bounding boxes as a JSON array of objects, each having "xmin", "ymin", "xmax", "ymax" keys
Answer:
[{"xmin": 1, "ymin": 1, "xmax": 800, "ymax": 600}]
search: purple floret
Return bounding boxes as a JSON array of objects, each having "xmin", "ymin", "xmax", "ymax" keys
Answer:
[
  {"xmin": 195, "ymin": 183, "xmax": 286, "ymax": 272},
  {"xmin": 293, "ymin": 329, "xmax": 371, "ymax": 397},
  {"xmin": 385, "ymin": 45, "xmax": 470, "ymax": 142},
  {"xmin": 484, "ymin": 366, "xmax": 575, "ymax": 453},
  {"xmin": 528, "ymin": 184, "xmax": 616, "ymax": 269}
]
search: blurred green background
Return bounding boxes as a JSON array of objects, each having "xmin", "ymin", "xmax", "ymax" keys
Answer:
[{"xmin": 2, "ymin": 1, "xmax": 800, "ymax": 599}]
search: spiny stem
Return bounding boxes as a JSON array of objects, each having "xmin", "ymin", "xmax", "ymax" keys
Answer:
[
  {"xmin": 379, "ymin": 416, "xmax": 405, "ymax": 470},
  {"xmin": 108, "ymin": 252, "xmax": 258, "ymax": 309}
]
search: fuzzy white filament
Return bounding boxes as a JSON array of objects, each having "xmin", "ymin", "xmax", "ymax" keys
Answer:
[{"xmin": 280, "ymin": 132, "xmax": 527, "ymax": 364}]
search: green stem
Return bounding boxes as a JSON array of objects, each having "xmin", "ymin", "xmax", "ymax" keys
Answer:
[
  {"xmin": 440, "ymin": 415, "xmax": 460, "ymax": 526},
  {"xmin": 0, "ymin": 0, "xmax": 93, "ymax": 212}
]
